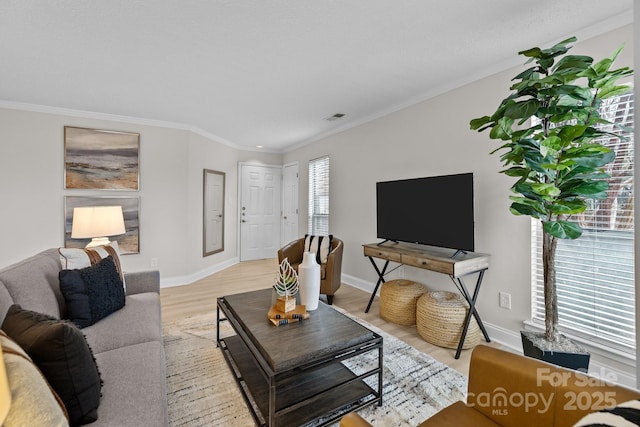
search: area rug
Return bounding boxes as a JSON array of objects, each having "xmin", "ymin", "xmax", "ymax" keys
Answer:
[{"xmin": 163, "ymin": 307, "xmax": 467, "ymax": 426}]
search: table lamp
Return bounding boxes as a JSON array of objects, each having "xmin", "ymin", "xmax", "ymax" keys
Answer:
[
  {"xmin": 71, "ymin": 206, "xmax": 126, "ymax": 248},
  {"xmin": 0, "ymin": 345, "xmax": 10, "ymax": 423}
]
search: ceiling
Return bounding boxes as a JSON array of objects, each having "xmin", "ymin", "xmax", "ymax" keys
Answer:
[{"xmin": 0, "ymin": 1, "xmax": 633, "ymax": 152}]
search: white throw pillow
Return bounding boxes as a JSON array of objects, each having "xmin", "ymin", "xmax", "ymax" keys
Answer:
[
  {"xmin": 304, "ymin": 234, "xmax": 333, "ymax": 265},
  {"xmin": 59, "ymin": 242, "xmax": 125, "ymax": 288}
]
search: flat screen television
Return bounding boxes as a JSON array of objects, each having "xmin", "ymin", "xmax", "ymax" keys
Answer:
[{"xmin": 376, "ymin": 172, "xmax": 474, "ymax": 252}]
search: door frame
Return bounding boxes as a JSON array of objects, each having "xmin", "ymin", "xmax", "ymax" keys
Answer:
[
  {"xmin": 282, "ymin": 161, "xmax": 299, "ymax": 246},
  {"xmin": 237, "ymin": 161, "xmax": 285, "ymax": 261}
]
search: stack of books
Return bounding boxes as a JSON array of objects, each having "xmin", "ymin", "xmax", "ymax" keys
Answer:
[{"xmin": 267, "ymin": 304, "xmax": 310, "ymax": 326}]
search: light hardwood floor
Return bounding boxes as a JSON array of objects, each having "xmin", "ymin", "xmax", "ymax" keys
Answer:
[{"xmin": 160, "ymin": 258, "xmax": 501, "ymax": 376}]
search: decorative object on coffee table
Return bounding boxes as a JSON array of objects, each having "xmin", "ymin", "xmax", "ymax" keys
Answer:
[
  {"xmin": 273, "ymin": 257, "xmax": 299, "ymax": 313},
  {"xmin": 470, "ymin": 37, "xmax": 632, "ymax": 370},
  {"xmin": 380, "ymin": 279, "xmax": 428, "ymax": 326},
  {"xmin": 298, "ymin": 251, "xmax": 321, "ymax": 311}
]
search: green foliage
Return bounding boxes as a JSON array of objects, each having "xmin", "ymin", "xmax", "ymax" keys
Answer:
[{"xmin": 470, "ymin": 37, "xmax": 632, "ymax": 240}]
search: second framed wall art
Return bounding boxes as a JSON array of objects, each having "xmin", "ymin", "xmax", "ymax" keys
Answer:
[{"xmin": 64, "ymin": 196, "xmax": 140, "ymax": 254}]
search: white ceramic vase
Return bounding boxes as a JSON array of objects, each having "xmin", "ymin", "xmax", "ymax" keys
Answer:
[{"xmin": 298, "ymin": 251, "xmax": 321, "ymax": 311}]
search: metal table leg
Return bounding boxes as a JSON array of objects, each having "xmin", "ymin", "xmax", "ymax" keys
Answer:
[
  {"xmin": 452, "ymin": 269, "xmax": 490, "ymax": 359},
  {"xmin": 365, "ymin": 257, "xmax": 390, "ymax": 313}
]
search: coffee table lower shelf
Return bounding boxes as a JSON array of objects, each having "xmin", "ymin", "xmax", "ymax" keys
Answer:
[{"xmin": 220, "ymin": 335, "xmax": 380, "ymax": 426}]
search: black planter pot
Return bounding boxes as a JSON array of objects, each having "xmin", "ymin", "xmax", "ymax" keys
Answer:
[{"xmin": 521, "ymin": 331, "xmax": 590, "ymax": 372}]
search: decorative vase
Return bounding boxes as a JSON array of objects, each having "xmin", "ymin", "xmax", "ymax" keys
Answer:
[{"xmin": 298, "ymin": 251, "xmax": 321, "ymax": 311}]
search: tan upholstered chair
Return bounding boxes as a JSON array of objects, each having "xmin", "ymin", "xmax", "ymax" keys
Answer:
[{"xmin": 277, "ymin": 237, "xmax": 343, "ymax": 305}]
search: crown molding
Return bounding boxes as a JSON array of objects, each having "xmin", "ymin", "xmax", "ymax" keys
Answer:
[{"xmin": 0, "ymin": 99, "xmax": 282, "ymax": 153}]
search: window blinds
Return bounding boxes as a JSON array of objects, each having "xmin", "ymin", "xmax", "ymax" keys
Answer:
[
  {"xmin": 531, "ymin": 91, "xmax": 635, "ymax": 351},
  {"xmin": 308, "ymin": 156, "xmax": 330, "ymax": 235}
]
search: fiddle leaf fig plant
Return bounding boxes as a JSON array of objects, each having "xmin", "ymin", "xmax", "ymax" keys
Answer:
[{"xmin": 470, "ymin": 37, "xmax": 632, "ymax": 343}]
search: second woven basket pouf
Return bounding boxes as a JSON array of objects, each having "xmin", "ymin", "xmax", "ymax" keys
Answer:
[
  {"xmin": 416, "ymin": 291, "xmax": 481, "ymax": 350},
  {"xmin": 379, "ymin": 279, "xmax": 428, "ymax": 325}
]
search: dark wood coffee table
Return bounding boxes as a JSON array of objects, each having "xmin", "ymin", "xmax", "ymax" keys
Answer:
[{"xmin": 217, "ymin": 288, "xmax": 383, "ymax": 427}]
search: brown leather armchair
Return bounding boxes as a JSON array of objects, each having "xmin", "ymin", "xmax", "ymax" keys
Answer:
[
  {"xmin": 277, "ymin": 237, "xmax": 343, "ymax": 305},
  {"xmin": 340, "ymin": 345, "xmax": 640, "ymax": 427}
]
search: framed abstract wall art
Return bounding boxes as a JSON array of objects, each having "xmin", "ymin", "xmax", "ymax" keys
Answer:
[
  {"xmin": 64, "ymin": 126, "xmax": 140, "ymax": 190},
  {"xmin": 64, "ymin": 196, "xmax": 141, "ymax": 254}
]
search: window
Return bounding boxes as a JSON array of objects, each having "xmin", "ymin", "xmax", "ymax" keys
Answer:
[
  {"xmin": 308, "ymin": 156, "xmax": 329, "ymax": 235},
  {"xmin": 531, "ymin": 91, "xmax": 635, "ymax": 352}
]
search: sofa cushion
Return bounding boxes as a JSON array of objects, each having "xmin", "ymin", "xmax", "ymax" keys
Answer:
[
  {"xmin": 59, "ymin": 255, "xmax": 125, "ymax": 328},
  {"xmin": 0, "ymin": 249, "xmax": 64, "ymax": 320},
  {"xmin": 93, "ymin": 341, "xmax": 168, "ymax": 427},
  {"xmin": 1, "ymin": 305, "xmax": 102, "ymax": 426},
  {"xmin": 1, "ymin": 330, "xmax": 70, "ymax": 427},
  {"xmin": 304, "ymin": 234, "xmax": 333, "ymax": 264},
  {"xmin": 82, "ymin": 292, "xmax": 162, "ymax": 354},
  {"xmin": 573, "ymin": 399, "xmax": 640, "ymax": 426}
]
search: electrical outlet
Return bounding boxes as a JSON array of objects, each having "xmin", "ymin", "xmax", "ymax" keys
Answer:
[
  {"xmin": 499, "ymin": 292, "xmax": 512, "ymax": 310},
  {"xmin": 151, "ymin": 258, "xmax": 158, "ymax": 268}
]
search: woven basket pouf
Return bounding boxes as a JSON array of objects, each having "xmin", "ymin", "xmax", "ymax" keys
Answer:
[
  {"xmin": 416, "ymin": 291, "xmax": 481, "ymax": 349},
  {"xmin": 379, "ymin": 279, "xmax": 428, "ymax": 325}
]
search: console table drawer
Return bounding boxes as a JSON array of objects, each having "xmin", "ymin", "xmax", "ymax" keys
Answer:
[
  {"xmin": 363, "ymin": 246, "xmax": 402, "ymax": 262},
  {"xmin": 401, "ymin": 254, "xmax": 453, "ymax": 275}
]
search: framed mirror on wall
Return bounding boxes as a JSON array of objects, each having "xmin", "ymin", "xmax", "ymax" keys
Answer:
[{"xmin": 203, "ymin": 169, "xmax": 225, "ymax": 256}]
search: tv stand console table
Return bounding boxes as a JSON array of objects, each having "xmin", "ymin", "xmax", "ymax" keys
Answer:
[{"xmin": 362, "ymin": 242, "xmax": 490, "ymax": 359}]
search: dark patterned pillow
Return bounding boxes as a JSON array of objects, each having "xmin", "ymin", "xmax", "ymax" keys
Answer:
[
  {"xmin": 1, "ymin": 305, "xmax": 102, "ymax": 426},
  {"xmin": 304, "ymin": 234, "xmax": 333, "ymax": 264},
  {"xmin": 59, "ymin": 255, "xmax": 125, "ymax": 328},
  {"xmin": 573, "ymin": 399, "xmax": 640, "ymax": 426}
]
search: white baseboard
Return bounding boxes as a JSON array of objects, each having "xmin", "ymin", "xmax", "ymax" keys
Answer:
[{"xmin": 160, "ymin": 257, "xmax": 239, "ymax": 288}]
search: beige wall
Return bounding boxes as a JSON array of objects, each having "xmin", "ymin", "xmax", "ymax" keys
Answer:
[
  {"xmin": 284, "ymin": 24, "xmax": 634, "ymax": 352},
  {"xmin": 0, "ymin": 108, "xmax": 282, "ymax": 284}
]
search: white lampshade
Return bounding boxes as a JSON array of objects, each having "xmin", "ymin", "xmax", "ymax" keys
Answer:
[
  {"xmin": 71, "ymin": 206, "xmax": 126, "ymax": 248},
  {"xmin": 0, "ymin": 346, "xmax": 10, "ymax": 423}
]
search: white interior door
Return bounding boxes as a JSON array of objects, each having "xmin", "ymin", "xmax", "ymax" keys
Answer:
[
  {"xmin": 240, "ymin": 163, "xmax": 282, "ymax": 261},
  {"xmin": 282, "ymin": 163, "xmax": 299, "ymax": 245}
]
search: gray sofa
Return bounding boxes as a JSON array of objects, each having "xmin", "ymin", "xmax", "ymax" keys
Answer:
[{"xmin": 0, "ymin": 248, "xmax": 168, "ymax": 426}]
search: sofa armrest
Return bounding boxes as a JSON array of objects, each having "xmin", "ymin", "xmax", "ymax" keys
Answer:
[
  {"xmin": 124, "ymin": 270, "xmax": 160, "ymax": 295},
  {"xmin": 339, "ymin": 412, "xmax": 373, "ymax": 427}
]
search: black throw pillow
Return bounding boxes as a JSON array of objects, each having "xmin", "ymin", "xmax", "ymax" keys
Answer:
[
  {"xmin": 59, "ymin": 255, "xmax": 126, "ymax": 328},
  {"xmin": 1, "ymin": 304, "xmax": 102, "ymax": 426}
]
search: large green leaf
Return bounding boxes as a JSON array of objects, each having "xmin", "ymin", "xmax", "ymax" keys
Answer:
[
  {"xmin": 598, "ymin": 84, "xmax": 633, "ymax": 99},
  {"xmin": 553, "ymin": 55, "xmax": 593, "ymax": 73},
  {"xmin": 510, "ymin": 204, "xmax": 544, "ymax": 218},
  {"xmin": 489, "ymin": 116, "xmax": 514, "ymax": 140},
  {"xmin": 543, "ymin": 220, "xmax": 583, "ymax": 239},
  {"xmin": 547, "ymin": 199, "xmax": 586, "ymax": 215},
  {"xmin": 531, "ymin": 183, "xmax": 561, "ymax": 198},
  {"xmin": 469, "ymin": 116, "xmax": 493, "ymax": 130},
  {"xmin": 559, "ymin": 180, "xmax": 609, "ymax": 198},
  {"xmin": 504, "ymin": 100, "xmax": 540, "ymax": 119},
  {"xmin": 570, "ymin": 152, "xmax": 615, "ymax": 169},
  {"xmin": 557, "ymin": 125, "xmax": 587, "ymax": 145},
  {"xmin": 500, "ymin": 167, "xmax": 529, "ymax": 177}
]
